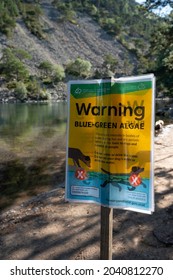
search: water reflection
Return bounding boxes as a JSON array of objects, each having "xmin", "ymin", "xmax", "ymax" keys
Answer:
[
  {"xmin": 0, "ymin": 103, "xmax": 67, "ymax": 138},
  {"xmin": 0, "ymin": 102, "xmax": 67, "ymax": 211}
]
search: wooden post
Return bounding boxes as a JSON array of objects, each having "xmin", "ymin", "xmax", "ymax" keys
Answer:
[{"xmin": 100, "ymin": 206, "xmax": 113, "ymax": 260}]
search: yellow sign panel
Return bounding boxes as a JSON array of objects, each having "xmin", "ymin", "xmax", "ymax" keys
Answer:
[{"xmin": 66, "ymin": 75, "xmax": 155, "ymax": 214}]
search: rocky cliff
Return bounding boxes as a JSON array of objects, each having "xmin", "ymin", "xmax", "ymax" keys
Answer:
[{"xmin": 0, "ymin": 0, "xmax": 137, "ymax": 102}]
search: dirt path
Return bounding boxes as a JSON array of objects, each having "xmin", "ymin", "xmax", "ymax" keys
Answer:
[{"xmin": 0, "ymin": 126, "xmax": 173, "ymax": 260}]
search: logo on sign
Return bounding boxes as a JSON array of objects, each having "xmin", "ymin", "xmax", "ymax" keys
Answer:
[{"xmin": 75, "ymin": 88, "xmax": 82, "ymax": 94}]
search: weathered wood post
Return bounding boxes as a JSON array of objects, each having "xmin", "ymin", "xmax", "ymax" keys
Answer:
[{"xmin": 100, "ymin": 206, "xmax": 113, "ymax": 260}]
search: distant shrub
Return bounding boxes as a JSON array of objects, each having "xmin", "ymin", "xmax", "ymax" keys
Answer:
[
  {"xmin": 93, "ymin": 68, "xmax": 114, "ymax": 79},
  {"xmin": 22, "ymin": 3, "xmax": 45, "ymax": 39},
  {"xmin": 15, "ymin": 82, "xmax": 28, "ymax": 101},
  {"xmin": 0, "ymin": 0, "xmax": 18, "ymax": 36},
  {"xmin": 66, "ymin": 58, "xmax": 92, "ymax": 77},
  {"xmin": 24, "ymin": 18, "xmax": 45, "ymax": 39},
  {"xmin": 38, "ymin": 61, "xmax": 65, "ymax": 83},
  {"xmin": 59, "ymin": 9, "xmax": 77, "ymax": 24},
  {"xmin": 103, "ymin": 54, "xmax": 118, "ymax": 72},
  {"xmin": 52, "ymin": 65, "xmax": 65, "ymax": 83},
  {"xmin": 39, "ymin": 89, "xmax": 51, "ymax": 101},
  {"xmin": 86, "ymin": 4, "xmax": 98, "ymax": 16},
  {"xmin": 26, "ymin": 78, "xmax": 51, "ymax": 101},
  {"xmin": 38, "ymin": 61, "xmax": 54, "ymax": 77},
  {"xmin": 26, "ymin": 78, "xmax": 41, "ymax": 100}
]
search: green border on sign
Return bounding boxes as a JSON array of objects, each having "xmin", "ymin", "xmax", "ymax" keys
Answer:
[{"xmin": 71, "ymin": 81, "xmax": 152, "ymax": 99}]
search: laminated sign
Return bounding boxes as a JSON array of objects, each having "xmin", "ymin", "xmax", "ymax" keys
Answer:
[{"xmin": 65, "ymin": 74, "xmax": 155, "ymax": 214}]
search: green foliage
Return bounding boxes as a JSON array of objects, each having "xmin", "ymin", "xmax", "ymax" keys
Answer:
[
  {"xmin": 1, "ymin": 0, "xmax": 172, "ymax": 98},
  {"xmin": 163, "ymin": 50, "xmax": 173, "ymax": 70},
  {"xmin": 6, "ymin": 81, "xmax": 18, "ymax": 90},
  {"xmin": 103, "ymin": 54, "xmax": 118, "ymax": 72},
  {"xmin": 146, "ymin": 10, "xmax": 173, "ymax": 95},
  {"xmin": 15, "ymin": 81, "xmax": 28, "ymax": 101},
  {"xmin": 53, "ymin": 1, "xmax": 77, "ymax": 23},
  {"xmin": 26, "ymin": 78, "xmax": 41, "ymax": 99},
  {"xmin": 0, "ymin": 0, "xmax": 22, "ymax": 36},
  {"xmin": 137, "ymin": 56, "xmax": 152, "ymax": 74},
  {"xmin": 87, "ymin": 4, "xmax": 98, "ymax": 16},
  {"xmin": 66, "ymin": 58, "xmax": 92, "ymax": 77},
  {"xmin": 0, "ymin": 47, "xmax": 65, "ymax": 101},
  {"xmin": 60, "ymin": 9, "xmax": 77, "ymax": 24},
  {"xmin": 39, "ymin": 90, "xmax": 51, "ymax": 101},
  {"xmin": 93, "ymin": 54, "xmax": 118, "ymax": 78},
  {"xmin": 13, "ymin": 48, "xmax": 32, "ymax": 60},
  {"xmin": 26, "ymin": 78, "xmax": 51, "ymax": 101},
  {"xmin": 38, "ymin": 61, "xmax": 65, "ymax": 83},
  {"xmin": 0, "ymin": 1, "xmax": 45, "ymax": 39},
  {"xmin": 21, "ymin": 3, "xmax": 45, "ymax": 39},
  {"xmin": 53, "ymin": 65, "xmax": 65, "ymax": 83},
  {"xmin": 38, "ymin": 61, "xmax": 54, "ymax": 77},
  {"xmin": 0, "ymin": 48, "xmax": 29, "ymax": 81},
  {"xmin": 52, "ymin": 0, "xmax": 159, "ymax": 73}
]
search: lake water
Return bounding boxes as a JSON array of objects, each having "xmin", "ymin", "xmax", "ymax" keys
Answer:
[
  {"xmin": 0, "ymin": 102, "xmax": 67, "ymax": 211},
  {"xmin": 0, "ymin": 99, "xmax": 173, "ymax": 211}
]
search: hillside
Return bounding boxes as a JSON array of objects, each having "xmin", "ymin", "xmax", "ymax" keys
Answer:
[
  {"xmin": 0, "ymin": 0, "xmax": 159, "ymax": 102},
  {"xmin": 5, "ymin": 1, "xmax": 134, "ymax": 74}
]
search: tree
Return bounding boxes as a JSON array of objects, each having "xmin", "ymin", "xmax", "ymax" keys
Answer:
[
  {"xmin": 144, "ymin": 1, "xmax": 173, "ymax": 95},
  {"xmin": 0, "ymin": 0, "xmax": 21, "ymax": 35},
  {"xmin": 154, "ymin": 19, "xmax": 173, "ymax": 93},
  {"xmin": 0, "ymin": 48, "xmax": 29, "ymax": 81}
]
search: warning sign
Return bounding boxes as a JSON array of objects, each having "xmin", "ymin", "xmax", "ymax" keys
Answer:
[{"xmin": 65, "ymin": 74, "xmax": 155, "ymax": 214}]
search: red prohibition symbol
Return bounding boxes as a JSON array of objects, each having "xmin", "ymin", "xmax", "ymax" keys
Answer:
[
  {"xmin": 75, "ymin": 168, "xmax": 87, "ymax": 180},
  {"xmin": 129, "ymin": 173, "xmax": 142, "ymax": 187}
]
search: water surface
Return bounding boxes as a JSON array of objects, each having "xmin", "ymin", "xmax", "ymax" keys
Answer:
[{"xmin": 0, "ymin": 102, "xmax": 67, "ymax": 211}]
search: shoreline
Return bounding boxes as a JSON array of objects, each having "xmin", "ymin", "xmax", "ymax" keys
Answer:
[{"xmin": 0, "ymin": 96, "xmax": 173, "ymax": 104}]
